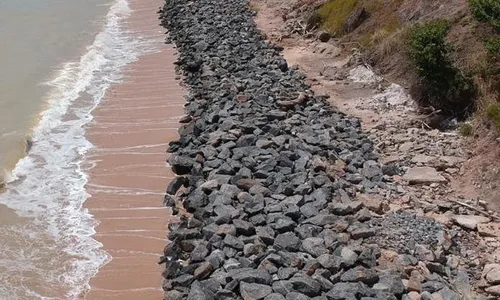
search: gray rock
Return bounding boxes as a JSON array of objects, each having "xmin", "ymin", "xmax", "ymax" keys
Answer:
[
  {"xmin": 301, "ymin": 238, "xmax": 329, "ymax": 257},
  {"xmin": 265, "ymin": 294, "xmax": 286, "ymax": 300},
  {"xmin": 240, "ymin": 282, "xmax": 273, "ymax": 300},
  {"xmin": 223, "ymin": 234, "xmax": 244, "ymax": 250},
  {"xmin": 273, "ymin": 280, "xmax": 294, "ymax": 295},
  {"xmin": 286, "ymin": 292, "xmax": 311, "ymax": 300},
  {"xmin": 275, "ymin": 232, "xmax": 301, "ymax": 252},
  {"xmin": 229, "ymin": 268, "xmax": 272, "ymax": 285},
  {"xmin": 340, "ymin": 247, "xmax": 358, "ymax": 267},
  {"xmin": 340, "ymin": 266, "xmax": 379, "ymax": 284},
  {"xmin": 289, "ymin": 275, "xmax": 321, "ymax": 297},
  {"xmin": 233, "ymin": 219, "xmax": 256, "ymax": 236}
]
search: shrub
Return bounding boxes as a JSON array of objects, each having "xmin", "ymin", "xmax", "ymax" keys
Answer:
[
  {"xmin": 459, "ymin": 122, "xmax": 474, "ymax": 136},
  {"xmin": 317, "ymin": 0, "xmax": 359, "ymax": 34},
  {"xmin": 407, "ymin": 20, "xmax": 476, "ymax": 116},
  {"xmin": 469, "ymin": 0, "xmax": 500, "ymax": 29},
  {"xmin": 486, "ymin": 102, "xmax": 500, "ymax": 130},
  {"xmin": 486, "ymin": 38, "xmax": 500, "ymax": 59}
]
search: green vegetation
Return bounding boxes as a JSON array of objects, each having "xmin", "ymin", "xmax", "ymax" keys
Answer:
[
  {"xmin": 486, "ymin": 38, "xmax": 500, "ymax": 59},
  {"xmin": 459, "ymin": 122, "xmax": 474, "ymax": 136},
  {"xmin": 486, "ymin": 102, "xmax": 500, "ymax": 130},
  {"xmin": 406, "ymin": 20, "xmax": 476, "ymax": 115},
  {"xmin": 316, "ymin": 0, "xmax": 359, "ymax": 34},
  {"xmin": 469, "ymin": 0, "xmax": 500, "ymax": 29}
]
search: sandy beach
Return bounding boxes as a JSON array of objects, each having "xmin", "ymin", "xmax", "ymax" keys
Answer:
[{"xmin": 84, "ymin": 0, "xmax": 184, "ymax": 298}]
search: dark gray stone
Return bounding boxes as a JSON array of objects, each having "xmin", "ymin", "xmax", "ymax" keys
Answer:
[{"xmin": 240, "ymin": 282, "xmax": 273, "ymax": 300}]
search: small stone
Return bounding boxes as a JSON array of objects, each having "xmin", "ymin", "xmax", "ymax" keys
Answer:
[
  {"xmin": 399, "ymin": 142, "xmax": 414, "ymax": 152},
  {"xmin": 302, "ymin": 238, "xmax": 329, "ymax": 257},
  {"xmin": 264, "ymin": 294, "xmax": 286, "ymax": 300},
  {"xmin": 402, "ymin": 167, "xmax": 447, "ymax": 184},
  {"xmin": 406, "ymin": 278, "xmax": 422, "ymax": 292},
  {"xmin": 340, "ymin": 247, "xmax": 358, "ymax": 267},
  {"xmin": 289, "ymin": 275, "xmax": 321, "ymax": 297},
  {"xmin": 340, "ymin": 266, "xmax": 379, "ymax": 284},
  {"xmin": 194, "ymin": 261, "xmax": 214, "ymax": 279},
  {"xmin": 478, "ymin": 223, "xmax": 500, "ymax": 237},
  {"xmin": 274, "ymin": 232, "xmax": 301, "ymax": 252},
  {"xmin": 240, "ymin": 282, "xmax": 273, "ymax": 300},
  {"xmin": 485, "ymin": 265, "xmax": 500, "ymax": 284},
  {"xmin": 201, "ymin": 179, "xmax": 219, "ymax": 192},
  {"xmin": 485, "ymin": 285, "xmax": 500, "ymax": 296},
  {"xmin": 452, "ymin": 215, "xmax": 490, "ymax": 230},
  {"xmin": 357, "ymin": 194, "xmax": 384, "ymax": 214},
  {"xmin": 406, "ymin": 291, "xmax": 421, "ymax": 300},
  {"xmin": 318, "ymin": 31, "xmax": 331, "ymax": 42},
  {"xmin": 415, "ymin": 244, "xmax": 435, "ymax": 262}
]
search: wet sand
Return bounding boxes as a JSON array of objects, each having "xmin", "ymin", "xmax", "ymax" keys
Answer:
[{"xmin": 84, "ymin": 0, "xmax": 184, "ymax": 299}]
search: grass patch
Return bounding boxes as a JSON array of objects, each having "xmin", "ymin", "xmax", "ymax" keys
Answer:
[
  {"xmin": 406, "ymin": 19, "xmax": 476, "ymax": 116},
  {"xmin": 459, "ymin": 122, "xmax": 474, "ymax": 136},
  {"xmin": 469, "ymin": 0, "xmax": 500, "ymax": 29},
  {"xmin": 317, "ymin": 0, "xmax": 359, "ymax": 34},
  {"xmin": 486, "ymin": 102, "xmax": 500, "ymax": 130},
  {"xmin": 486, "ymin": 38, "xmax": 500, "ymax": 59}
]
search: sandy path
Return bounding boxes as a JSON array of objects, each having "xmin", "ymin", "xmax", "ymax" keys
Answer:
[{"xmin": 84, "ymin": 0, "xmax": 184, "ymax": 298}]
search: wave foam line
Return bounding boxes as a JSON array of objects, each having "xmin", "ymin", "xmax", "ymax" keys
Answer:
[{"xmin": 0, "ymin": 0, "xmax": 160, "ymax": 298}]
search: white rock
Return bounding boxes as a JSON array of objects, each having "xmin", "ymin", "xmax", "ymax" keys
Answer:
[
  {"xmin": 348, "ymin": 65, "xmax": 382, "ymax": 83},
  {"xmin": 452, "ymin": 215, "xmax": 490, "ymax": 230},
  {"xmin": 402, "ymin": 167, "xmax": 447, "ymax": 184},
  {"xmin": 486, "ymin": 265, "xmax": 500, "ymax": 284}
]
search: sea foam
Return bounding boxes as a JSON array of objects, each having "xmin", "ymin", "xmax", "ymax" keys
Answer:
[{"xmin": 0, "ymin": 0, "xmax": 159, "ymax": 298}]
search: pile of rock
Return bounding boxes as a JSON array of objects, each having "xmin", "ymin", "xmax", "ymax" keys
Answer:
[{"xmin": 157, "ymin": 0, "xmax": 477, "ymax": 299}]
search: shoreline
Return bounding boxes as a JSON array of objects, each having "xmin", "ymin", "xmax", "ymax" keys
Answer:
[{"xmin": 84, "ymin": 0, "xmax": 184, "ymax": 299}]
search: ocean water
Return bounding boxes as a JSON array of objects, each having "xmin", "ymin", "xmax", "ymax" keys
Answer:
[{"xmin": 0, "ymin": 0, "xmax": 160, "ymax": 298}]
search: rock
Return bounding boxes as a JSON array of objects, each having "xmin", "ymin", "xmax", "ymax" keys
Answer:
[
  {"xmin": 170, "ymin": 155, "xmax": 194, "ymax": 175},
  {"xmin": 340, "ymin": 266, "xmax": 379, "ymax": 284},
  {"xmin": 233, "ymin": 219, "xmax": 256, "ymax": 236},
  {"xmin": 229, "ymin": 268, "xmax": 272, "ymax": 285},
  {"xmin": 485, "ymin": 285, "xmax": 500, "ymax": 296},
  {"xmin": 275, "ymin": 232, "xmax": 301, "ymax": 252},
  {"xmin": 240, "ymin": 282, "xmax": 273, "ymax": 300},
  {"xmin": 318, "ymin": 31, "xmax": 331, "ymax": 42},
  {"xmin": 415, "ymin": 244, "xmax": 435, "ymax": 262},
  {"xmin": 438, "ymin": 287, "xmax": 459, "ymax": 300},
  {"xmin": 405, "ymin": 291, "xmax": 421, "ymax": 300},
  {"xmin": 402, "ymin": 167, "xmax": 447, "ymax": 184},
  {"xmin": 326, "ymin": 282, "xmax": 365, "ymax": 299},
  {"xmin": 187, "ymin": 280, "xmax": 214, "ymax": 300},
  {"xmin": 289, "ymin": 275, "xmax": 321, "ymax": 296},
  {"xmin": 356, "ymin": 194, "xmax": 384, "ymax": 214},
  {"xmin": 477, "ymin": 223, "xmax": 500, "ymax": 237},
  {"xmin": 350, "ymin": 227, "xmax": 376, "ymax": 239},
  {"xmin": 265, "ymin": 294, "xmax": 286, "ymax": 300},
  {"xmin": 485, "ymin": 264, "xmax": 500, "ymax": 284},
  {"xmin": 340, "ymin": 247, "xmax": 358, "ymax": 267},
  {"xmin": 201, "ymin": 179, "xmax": 219, "ymax": 192},
  {"xmin": 406, "ymin": 278, "xmax": 422, "ymax": 292},
  {"xmin": 194, "ymin": 261, "xmax": 214, "ymax": 279},
  {"xmin": 331, "ymin": 201, "xmax": 363, "ymax": 215},
  {"xmin": 285, "ymin": 292, "xmax": 311, "ymax": 300},
  {"xmin": 302, "ymin": 238, "xmax": 329, "ymax": 257},
  {"xmin": 452, "ymin": 215, "xmax": 490, "ymax": 230},
  {"xmin": 343, "ymin": 7, "xmax": 368, "ymax": 33}
]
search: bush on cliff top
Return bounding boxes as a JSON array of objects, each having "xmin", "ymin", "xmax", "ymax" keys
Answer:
[
  {"xmin": 470, "ymin": 0, "xmax": 500, "ymax": 29},
  {"xmin": 407, "ymin": 19, "xmax": 476, "ymax": 116}
]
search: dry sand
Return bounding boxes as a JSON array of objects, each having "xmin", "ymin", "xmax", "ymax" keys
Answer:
[{"xmin": 84, "ymin": 0, "xmax": 184, "ymax": 299}]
